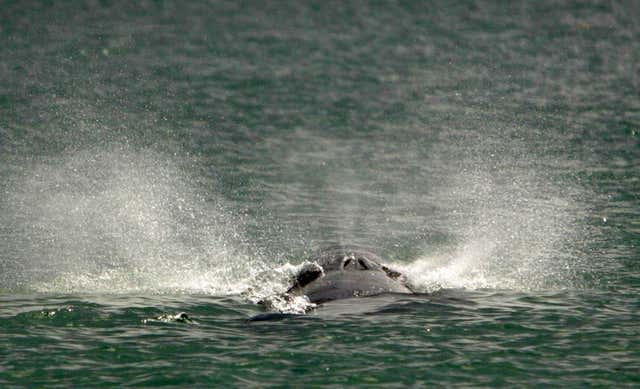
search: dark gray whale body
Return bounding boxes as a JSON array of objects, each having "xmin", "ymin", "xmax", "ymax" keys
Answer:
[
  {"xmin": 249, "ymin": 246, "xmax": 414, "ymax": 321},
  {"xmin": 286, "ymin": 245, "xmax": 413, "ymax": 304}
]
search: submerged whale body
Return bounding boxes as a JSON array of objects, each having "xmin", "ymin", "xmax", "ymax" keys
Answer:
[{"xmin": 286, "ymin": 245, "xmax": 413, "ymax": 304}]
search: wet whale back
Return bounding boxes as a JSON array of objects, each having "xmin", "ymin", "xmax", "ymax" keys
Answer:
[
  {"xmin": 288, "ymin": 245, "xmax": 412, "ymax": 303},
  {"xmin": 303, "ymin": 270, "xmax": 412, "ymax": 303}
]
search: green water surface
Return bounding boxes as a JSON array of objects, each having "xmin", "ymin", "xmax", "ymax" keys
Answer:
[{"xmin": 1, "ymin": 1, "xmax": 638, "ymax": 387}]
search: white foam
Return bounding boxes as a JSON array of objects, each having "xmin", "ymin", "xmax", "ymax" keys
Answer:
[{"xmin": 242, "ymin": 261, "xmax": 319, "ymax": 313}]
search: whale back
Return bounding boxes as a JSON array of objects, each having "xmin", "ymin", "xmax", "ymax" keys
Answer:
[{"xmin": 286, "ymin": 245, "xmax": 411, "ymax": 303}]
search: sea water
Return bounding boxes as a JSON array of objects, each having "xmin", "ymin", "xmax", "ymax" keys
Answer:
[{"xmin": 1, "ymin": 1, "xmax": 638, "ymax": 386}]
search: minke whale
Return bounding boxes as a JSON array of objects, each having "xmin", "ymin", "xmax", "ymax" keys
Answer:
[{"xmin": 285, "ymin": 245, "xmax": 413, "ymax": 304}]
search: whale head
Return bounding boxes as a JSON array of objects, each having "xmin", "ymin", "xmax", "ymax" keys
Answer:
[{"xmin": 286, "ymin": 245, "xmax": 412, "ymax": 304}]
